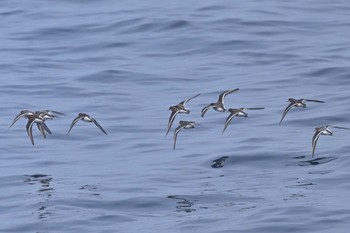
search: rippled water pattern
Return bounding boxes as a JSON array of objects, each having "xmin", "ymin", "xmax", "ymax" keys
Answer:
[{"xmin": 1, "ymin": 0, "xmax": 350, "ymax": 232}]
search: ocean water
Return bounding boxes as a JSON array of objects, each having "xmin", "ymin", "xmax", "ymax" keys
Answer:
[{"xmin": 1, "ymin": 0, "xmax": 350, "ymax": 232}]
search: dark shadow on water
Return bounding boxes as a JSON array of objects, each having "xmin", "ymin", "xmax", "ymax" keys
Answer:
[
  {"xmin": 211, "ymin": 156, "xmax": 229, "ymax": 168},
  {"xmin": 24, "ymin": 174, "xmax": 53, "ymax": 192},
  {"xmin": 293, "ymin": 155, "xmax": 306, "ymax": 159},
  {"xmin": 24, "ymin": 174, "xmax": 54, "ymax": 220},
  {"xmin": 297, "ymin": 156, "xmax": 337, "ymax": 166},
  {"xmin": 285, "ymin": 182, "xmax": 315, "ymax": 188},
  {"xmin": 79, "ymin": 184, "xmax": 102, "ymax": 197},
  {"xmin": 167, "ymin": 195, "xmax": 198, "ymax": 213}
]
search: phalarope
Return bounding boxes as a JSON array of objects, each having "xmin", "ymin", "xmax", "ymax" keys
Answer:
[
  {"xmin": 222, "ymin": 107, "xmax": 264, "ymax": 133},
  {"xmin": 37, "ymin": 110, "xmax": 65, "ymax": 120},
  {"xmin": 279, "ymin": 98, "xmax": 324, "ymax": 124},
  {"xmin": 11, "ymin": 109, "xmax": 63, "ymax": 142},
  {"xmin": 10, "ymin": 109, "xmax": 64, "ymax": 128},
  {"xmin": 166, "ymin": 93, "xmax": 200, "ymax": 136},
  {"xmin": 35, "ymin": 110, "xmax": 63, "ymax": 138},
  {"xmin": 26, "ymin": 112, "xmax": 48, "ymax": 145},
  {"xmin": 312, "ymin": 125, "xmax": 350, "ymax": 157},
  {"xmin": 66, "ymin": 113, "xmax": 108, "ymax": 135},
  {"xmin": 9, "ymin": 110, "xmax": 34, "ymax": 128},
  {"xmin": 173, "ymin": 120, "xmax": 196, "ymax": 150},
  {"xmin": 201, "ymin": 89, "xmax": 239, "ymax": 117}
]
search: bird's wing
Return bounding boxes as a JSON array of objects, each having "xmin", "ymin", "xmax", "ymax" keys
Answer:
[
  {"xmin": 173, "ymin": 125, "xmax": 184, "ymax": 150},
  {"xmin": 312, "ymin": 130, "xmax": 323, "ymax": 157},
  {"xmin": 26, "ymin": 119, "xmax": 36, "ymax": 145},
  {"xmin": 92, "ymin": 118, "xmax": 108, "ymax": 135},
  {"xmin": 305, "ymin": 99, "xmax": 324, "ymax": 103},
  {"xmin": 37, "ymin": 123, "xmax": 46, "ymax": 139},
  {"xmin": 66, "ymin": 115, "xmax": 84, "ymax": 135},
  {"xmin": 279, "ymin": 103, "xmax": 294, "ymax": 124},
  {"xmin": 222, "ymin": 111, "xmax": 239, "ymax": 134},
  {"xmin": 41, "ymin": 122, "xmax": 52, "ymax": 134},
  {"xmin": 166, "ymin": 109, "xmax": 179, "ymax": 136},
  {"xmin": 246, "ymin": 108, "xmax": 265, "ymax": 110},
  {"xmin": 9, "ymin": 112, "xmax": 29, "ymax": 128},
  {"xmin": 201, "ymin": 104, "xmax": 212, "ymax": 117},
  {"xmin": 49, "ymin": 110, "xmax": 65, "ymax": 115},
  {"xmin": 218, "ymin": 88, "xmax": 239, "ymax": 104},
  {"xmin": 333, "ymin": 126, "xmax": 350, "ymax": 130},
  {"xmin": 181, "ymin": 93, "xmax": 201, "ymax": 105}
]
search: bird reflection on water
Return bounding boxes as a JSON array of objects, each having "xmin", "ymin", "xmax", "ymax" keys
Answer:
[
  {"xmin": 167, "ymin": 195, "xmax": 197, "ymax": 213},
  {"xmin": 24, "ymin": 174, "xmax": 54, "ymax": 220}
]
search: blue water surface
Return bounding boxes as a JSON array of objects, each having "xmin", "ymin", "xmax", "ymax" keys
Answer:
[{"xmin": 1, "ymin": 0, "xmax": 350, "ymax": 232}]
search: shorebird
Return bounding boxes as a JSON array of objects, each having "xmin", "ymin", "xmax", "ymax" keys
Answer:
[
  {"xmin": 34, "ymin": 110, "xmax": 64, "ymax": 138},
  {"xmin": 26, "ymin": 112, "xmax": 50, "ymax": 145},
  {"xmin": 66, "ymin": 113, "xmax": 107, "ymax": 135},
  {"xmin": 173, "ymin": 120, "xmax": 196, "ymax": 150},
  {"xmin": 222, "ymin": 107, "xmax": 264, "ymax": 133},
  {"xmin": 166, "ymin": 93, "xmax": 200, "ymax": 136},
  {"xmin": 9, "ymin": 110, "xmax": 35, "ymax": 128},
  {"xmin": 37, "ymin": 110, "xmax": 65, "ymax": 120},
  {"xmin": 312, "ymin": 125, "xmax": 350, "ymax": 157},
  {"xmin": 10, "ymin": 110, "xmax": 62, "ymax": 142},
  {"xmin": 10, "ymin": 109, "xmax": 64, "ymax": 128},
  {"xmin": 279, "ymin": 98, "xmax": 324, "ymax": 124},
  {"xmin": 201, "ymin": 89, "xmax": 239, "ymax": 117},
  {"xmin": 211, "ymin": 156, "xmax": 229, "ymax": 168}
]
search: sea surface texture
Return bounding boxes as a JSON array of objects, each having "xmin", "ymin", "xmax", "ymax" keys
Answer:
[{"xmin": 1, "ymin": 0, "xmax": 350, "ymax": 232}]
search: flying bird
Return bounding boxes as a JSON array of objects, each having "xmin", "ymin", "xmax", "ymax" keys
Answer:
[
  {"xmin": 312, "ymin": 125, "xmax": 350, "ymax": 157},
  {"xmin": 9, "ymin": 110, "xmax": 35, "ymax": 128},
  {"xmin": 201, "ymin": 89, "xmax": 239, "ymax": 117},
  {"xmin": 67, "ymin": 113, "xmax": 108, "ymax": 135},
  {"xmin": 279, "ymin": 98, "xmax": 324, "ymax": 124},
  {"xmin": 173, "ymin": 120, "xmax": 196, "ymax": 150},
  {"xmin": 166, "ymin": 93, "xmax": 200, "ymax": 136},
  {"xmin": 222, "ymin": 107, "xmax": 264, "ymax": 133},
  {"xmin": 10, "ymin": 109, "xmax": 62, "ymax": 144},
  {"xmin": 26, "ymin": 113, "xmax": 50, "ymax": 145},
  {"xmin": 10, "ymin": 109, "xmax": 64, "ymax": 128}
]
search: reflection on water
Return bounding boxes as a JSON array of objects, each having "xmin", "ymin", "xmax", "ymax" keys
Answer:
[
  {"xmin": 285, "ymin": 178, "xmax": 314, "ymax": 189},
  {"xmin": 298, "ymin": 156, "xmax": 337, "ymax": 166},
  {"xmin": 167, "ymin": 195, "xmax": 197, "ymax": 213},
  {"xmin": 79, "ymin": 184, "xmax": 101, "ymax": 197},
  {"xmin": 211, "ymin": 156, "xmax": 229, "ymax": 168},
  {"xmin": 24, "ymin": 174, "xmax": 54, "ymax": 220}
]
